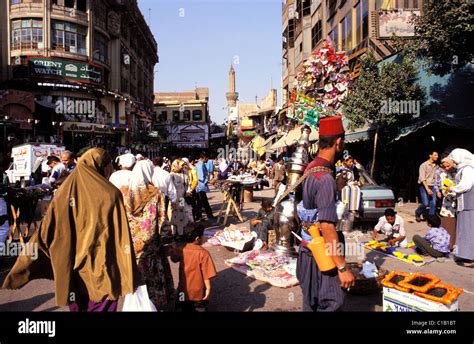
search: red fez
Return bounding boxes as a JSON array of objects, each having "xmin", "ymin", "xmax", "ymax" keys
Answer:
[{"xmin": 319, "ymin": 115, "xmax": 345, "ymax": 136}]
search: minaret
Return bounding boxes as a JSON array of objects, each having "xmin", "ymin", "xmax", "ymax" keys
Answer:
[{"xmin": 226, "ymin": 63, "xmax": 239, "ymax": 113}]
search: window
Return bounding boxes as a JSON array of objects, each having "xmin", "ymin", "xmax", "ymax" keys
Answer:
[
  {"xmin": 362, "ymin": 0, "xmax": 369, "ymax": 41},
  {"xmin": 299, "ymin": 42, "xmax": 303, "ymax": 52},
  {"xmin": 356, "ymin": 1, "xmax": 362, "ymax": 44},
  {"xmin": 52, "ymin": 21, "xmax": 87, "ymax": 55},
  {"xmin": 159, "ymin": 111, "xmax": 168, "ymax": 122},
  {"xmin": 327, "ymin": 0, "xmax": 338, "ymax": 20},
  {"xmin": 172, "ymin": 111, "xmax": 180, "ymax": 122},
  {"xmin": 65, "ymin": 0, "xmax": 74, "ymax": 8},
  {"xmin": 302, "ymin": 0, "xmax": 311, "ymax": 16},
  {"xmin": 183, "ymin": 110, "xmax": 190, "ymax": 121},
  {"xmin": 329, "ymin": 26, "xmax": 339, "ymax": 50},
  {"xmin": 341, "ymin": 13, "xmax": 353, "ymax": 51},
  {"xmin": 11, "ymin": 0, "xmax": 22, "ymax": 4},
  {"xmin": 94, "ymin": 32, "xmax": 108, "ymax": 63},
  {"xmin": 121, "ymin": 77, "xmax": 129, "ymax": 93},
  {"xmin": 288, "ymin": 19, "xmax": 295, "ymax": 48},
  {"xmin": 11, "ymin": 19, "xmax": 43, "ymax": 50},
  {"xmin": 311, "ymin": 20, "xmax": 322, "ymax": 50},
  {"xmin": 192, "ymin": 110, "xmax": 202, "ymax": 121},
  {"xmin": 77, "ymin": 0, "xmax": 86, "ymax": 12},
  {"xmin": 93, "ymin": 1, "xmax": 107, "ymax": 29}
]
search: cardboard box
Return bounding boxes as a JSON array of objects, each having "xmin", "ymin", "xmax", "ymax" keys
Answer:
[{"xmin": 383, "ymin": 287, "xmax": 459, "ymax": 312}]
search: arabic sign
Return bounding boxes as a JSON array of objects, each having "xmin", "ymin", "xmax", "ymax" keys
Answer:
[
  {"xmin": 287, "ymin": 93, "xmax": 336, "ymax": 129},
  {"xmin": 62, "ymin": 122, "xmax": 114, "ymax": 134},
  {"xmin": 378, "ymin": 10, "xmax": 420, "ymax": 38},
  {"xmin": 29, "ymin": 57, "xmax": 103, "ymax": 85}
]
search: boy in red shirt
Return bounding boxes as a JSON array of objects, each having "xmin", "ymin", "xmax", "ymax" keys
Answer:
[{"xmin": 171, "ymin": 223, "xmax": 217, "ymax": 312}]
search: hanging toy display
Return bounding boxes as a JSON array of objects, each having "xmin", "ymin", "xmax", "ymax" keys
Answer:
[{"xmin": 288, "ymin": 38, "xmax": 352, "ymax": 129}]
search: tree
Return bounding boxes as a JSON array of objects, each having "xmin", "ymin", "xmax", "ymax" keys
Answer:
[
  {"xmin": 342, "ymin": 55, "xmax": 425, "ymax": 176},
  {"xmin": 397, "ymin": 0, "xmax": 474, "ymax": 76}
]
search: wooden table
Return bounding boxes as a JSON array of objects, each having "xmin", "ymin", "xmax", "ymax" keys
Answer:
[{"xmin": 216, "ymin": 180, "xmax": 258, "ymax": 226}]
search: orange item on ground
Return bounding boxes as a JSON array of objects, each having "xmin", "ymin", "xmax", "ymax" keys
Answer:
[
  {"xmin": 398, "ymin": 273, "xmax": 441, "ymax": 293},
  {"xmin": 381, "ymin": 271, "xmax": 411, "ymax": 293},
  {"xmin": 414, "ymin": 283, "xmax": 464, "ymax": 305}
]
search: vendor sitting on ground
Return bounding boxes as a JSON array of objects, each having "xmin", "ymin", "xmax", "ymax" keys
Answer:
[
  {"xmin": 372, "ymin": 208, "xmax": 408, "ymax": 247},
  {"xmin": 412, "ymin": 215, "xmax": 450, "ymax": 258},
  {"xmin": 250, "ymin": 198, "xmax": 274, "ymax": 250}
]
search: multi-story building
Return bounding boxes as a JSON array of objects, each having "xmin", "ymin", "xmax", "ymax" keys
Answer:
[
  {"xmin": 281, "ymin": 0, "xmax": 427, "ymax": 113},
  {"xmin": 154, "ymin": 88, "xmax": 210, "ymax": 151},
  {"xmin": 0, "ymin": 0, "xmax": 157, "ymax": 156}
]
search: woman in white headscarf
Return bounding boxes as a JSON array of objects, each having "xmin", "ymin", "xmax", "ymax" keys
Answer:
[
  {"xmin": 123, "ymin": 160, "xmax": 174, "ymax": 310},
  {"xmin": 444, "ymin": 149, "xmax": 474, "ymax": 267},
  {"xmin": 169, "ymin": 159, "xmax": 193, "ymax": 237},
  {"xmin": 218, "ymin": 158, "xmax": 230, "ymax": 180},
  {"xmin": 109, "ymin": 153, "xmax": 136, "ymax": 192}
]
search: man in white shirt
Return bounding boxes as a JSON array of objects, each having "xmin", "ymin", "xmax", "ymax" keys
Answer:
[
  {"xmin": 47, "ymin": 156, "xmax": 67, "ymax": 186},
  {"xmin": 372, "ymin": 208, "xmax": 408, "ymax": 247},
  {"xmin": 109, "ymin": 153, "xmax": 136, "ymax": 190},
  {"xmin": 152, "ymin": 156, "xmax": 177, "ymax": 208}
]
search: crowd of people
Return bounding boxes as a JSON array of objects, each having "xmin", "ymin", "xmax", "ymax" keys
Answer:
[
  {"xmin": 3, "ymin": 148, "xmax": 221, "ymax": 312},
  {"xmin": 415, "ymin": 149, "xmax": 474, "ymax": 267},
  {"xmin": 1, "ymin": 119, "xmax": 473, "ymax": 313}
]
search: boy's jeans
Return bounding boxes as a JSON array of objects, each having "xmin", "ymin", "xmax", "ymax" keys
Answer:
[{"xmin": 415, "ymin": 185, "xmax": 436, "ymax": 217}]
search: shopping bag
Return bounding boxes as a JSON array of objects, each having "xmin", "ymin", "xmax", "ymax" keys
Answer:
[{"xmin": 122, "ymin": 285, "xmax": 157, "ymax": 312}]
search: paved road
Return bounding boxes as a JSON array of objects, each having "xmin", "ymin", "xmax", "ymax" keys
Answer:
[{"xmin": 0, "ymin": 186, "xmax": 472, "ymax": 312}]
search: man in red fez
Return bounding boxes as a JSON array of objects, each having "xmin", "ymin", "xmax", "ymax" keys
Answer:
[{"xmin": 296, "ymin": 115, "xmax": 355, "ymax": 312}]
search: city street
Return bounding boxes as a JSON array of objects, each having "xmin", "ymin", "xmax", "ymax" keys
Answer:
[{"xmin": 1, "ymin": 185, "xmax": 472, "ymax": 312}]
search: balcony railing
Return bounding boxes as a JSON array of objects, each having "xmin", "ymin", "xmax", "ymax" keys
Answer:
[
  {"xmin": 9, "ymin": 2, "xmax": 44, "ymax": 18},
  {"xmin": 51, "ymin": 5, "xmax": 88, "ymax": 24}
]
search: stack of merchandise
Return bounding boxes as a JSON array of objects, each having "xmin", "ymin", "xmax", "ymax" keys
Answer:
[
  {"xmin": 288, "ymin": 38, "xmax": 352, "ymax": 129},
  {"xmin": 225, "ymin": 250, "xmax": 298, "ymax": 288},
  {"xmin": 205, "ymin": 225, "xmax": 256, "ymax": 251},
  {"xmin": 381, "ymin": 271, "xmax": 463, "ymax": 311}
]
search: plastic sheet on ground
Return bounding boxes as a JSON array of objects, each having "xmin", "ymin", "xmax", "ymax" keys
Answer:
[
  {"xmin": 225, "ymin": 250, "xmax": 299, "ymax": 288},
  {"xmin": 204, "ymin": 224, "xmax": 256, "ymax": 251},
  {"xmin": 361, "ymin": 241, "xmax": 434, "ymax": 266}
]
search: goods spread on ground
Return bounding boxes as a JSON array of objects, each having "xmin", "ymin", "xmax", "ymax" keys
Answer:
[{"xmin": 225, "ymin": 250, "xmax": 298, "ymax": 288}]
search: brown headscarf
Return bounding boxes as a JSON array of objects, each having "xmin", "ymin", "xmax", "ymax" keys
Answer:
[{"xmin": 2, "ymin": 148, "xmax": 141, "ymax": 306}]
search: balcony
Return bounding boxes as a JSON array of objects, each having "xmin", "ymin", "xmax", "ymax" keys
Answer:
[
  {"xmin": 10, "ymin": 2, "xmax": 44, "ymax": 18},
  {"xmin": 51, "ymin": 5, "xmax": 88, "ymax": 25}
]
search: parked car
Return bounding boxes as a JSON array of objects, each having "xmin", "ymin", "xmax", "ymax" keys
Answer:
[{"xmin": 357, "ymin": 164, "xmax": 395, "ymax": 222}]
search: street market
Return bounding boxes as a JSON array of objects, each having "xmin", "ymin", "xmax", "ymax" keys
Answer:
[{"xmin": 0, "ymin": 0, "xmax": 473, "ymax": 339}]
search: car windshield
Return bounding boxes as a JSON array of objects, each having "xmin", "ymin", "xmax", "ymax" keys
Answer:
[{"xmin": 356, "ymin": 163, "xmax": 377, "ymax": 186}]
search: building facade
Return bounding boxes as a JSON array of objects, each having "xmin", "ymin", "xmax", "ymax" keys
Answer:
[
  {"xmin": 0, "ymin": 0, "xmax": 157, "ymax": 158},
  {"xmin": 154, "ymin": 88, "xmax": 210, "ymax": 151},
  {"xmin": 281, "ymin": 0, "xmax": 427, "ymax": 113}
]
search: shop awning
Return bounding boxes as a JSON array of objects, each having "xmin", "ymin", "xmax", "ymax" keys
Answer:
[
  {"xmin": 393, "ymin": 121, "xmax": 432, "ymax": 142},
  {"xmin": 270, "ymin": 126, "xmax": 318, "ymax": 150},
  {"xmin": 392, "ymin": 116, "xmax": 474, "ymax": 142},
  {"xmin": 255, "ymin": 133, "xmax": 277, "ymax": 149},
  {"xmin": 345, "ymin": 126, "xmax": 375, "ymax": 143}
]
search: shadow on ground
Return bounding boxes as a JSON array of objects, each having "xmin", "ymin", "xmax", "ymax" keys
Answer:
[
  {"xmin": 0, "ymin": 293, "xmax": 57, "ymax": 312},
  {"xmin": 208, "ymin": 267, "xmax": 271, "ymax": 312}
]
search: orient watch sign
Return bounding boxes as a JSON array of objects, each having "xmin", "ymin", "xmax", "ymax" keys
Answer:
[{"xmin": 29, "ymin": 57, "xmax": 104, "ymax": 85}]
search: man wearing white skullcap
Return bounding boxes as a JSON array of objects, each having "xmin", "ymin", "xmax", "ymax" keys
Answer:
[{"xmin": 109, "ymin": 153, "xmax": 136, "ymax": 190}]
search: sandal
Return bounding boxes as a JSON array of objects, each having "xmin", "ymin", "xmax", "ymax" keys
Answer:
[{"xmin": 455, "ymin": 261, "xmax": 474, "ymax": 268}]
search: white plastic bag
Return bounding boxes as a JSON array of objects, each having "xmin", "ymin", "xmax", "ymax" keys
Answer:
[{"xmin": 122, "ymin": 285, "xmax": 157, "ymax": 312}]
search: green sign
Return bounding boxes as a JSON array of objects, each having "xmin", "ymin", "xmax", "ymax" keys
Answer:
[{"xmin": 29, "ymin": 57, "xmax": 103, "ymax": 85}]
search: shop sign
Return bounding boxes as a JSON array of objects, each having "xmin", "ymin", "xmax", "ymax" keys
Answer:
[
  {"xmin": 378, "ymin": 10, "xmax": 420, "ymax": 38},
  {"xmin": 63, "ymin": 122, "xmax": 113, "ymax": 134},
  {"xmin": 29, "ymin": 57, "xmax": 103, "ymax": 85}
]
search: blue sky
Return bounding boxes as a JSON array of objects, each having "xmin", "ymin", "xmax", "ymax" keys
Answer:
[{"xmin": 138, "ymin": 0, "xmax": 283, "ymax": 124}]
